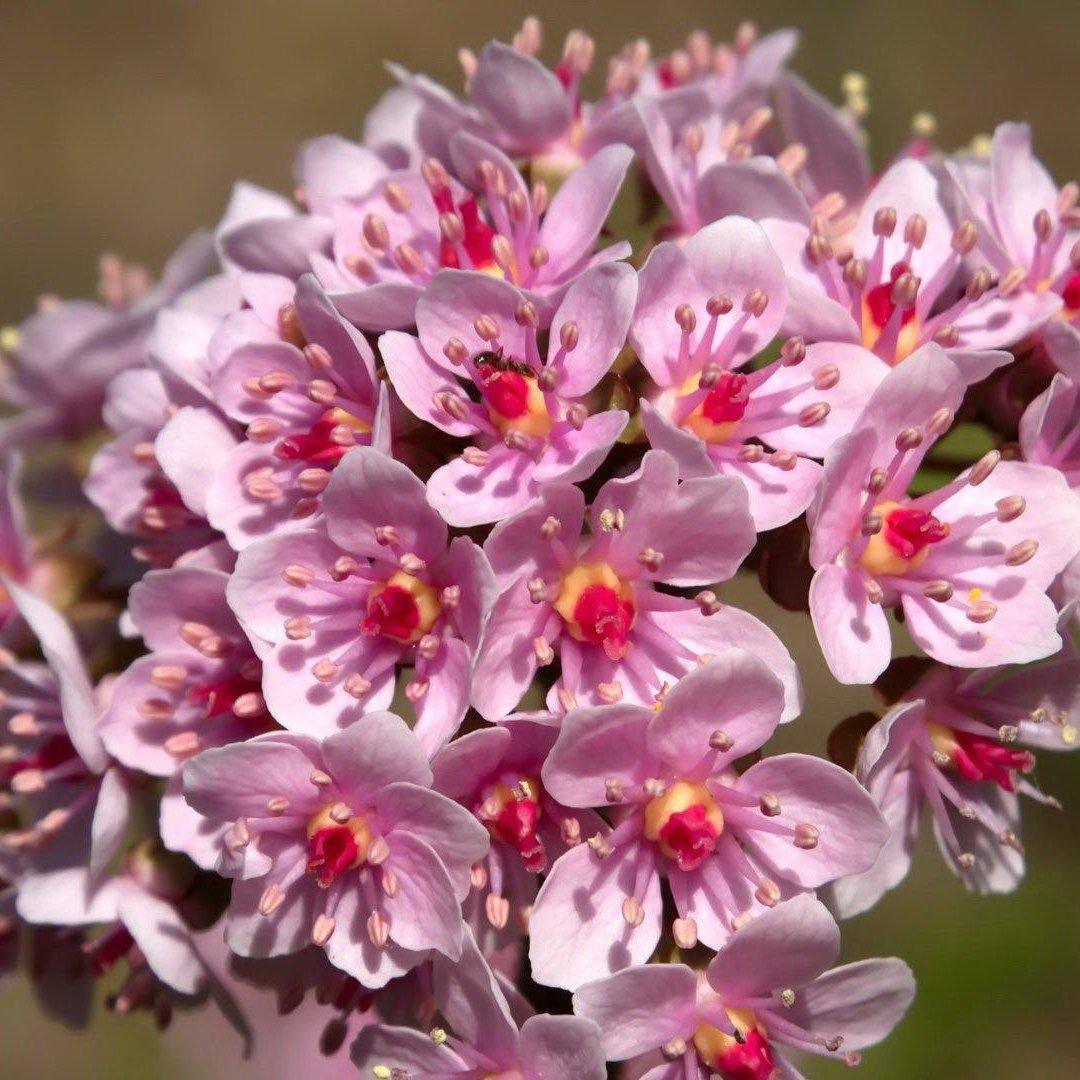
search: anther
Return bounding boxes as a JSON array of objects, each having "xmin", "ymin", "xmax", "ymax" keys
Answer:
[
  {"xmin": 759, "ymin": 793, "xmax": 781, "ymax": 817},
  {"xmin": 706, "ymin": 294, "xmax": 733, "ymax": 317},
  {"xmin": 675, "ymin": 304, "xmax": 696, "ymax": 333},
  {"xmin": 952, "ymin": 220, "xmax": 978, "ymax": 254},
  {"xmin": 672, "ymin": 917, "xmax": 698, "ymax": 950},
  {"xmin": 965, "ymin": 268, "xmax": 992, "ymax": 302},
  {"xmin": 873, "ymin": 207, "xmax": 897, "ymax": 237},
  {"xmin": 923, "ymin": 580, "xmax": 953, "ymax": 602},
  {"xmin": 966, "ymin": 600, "xmax": 998, "ymax": 624},
  {"xmin": 799, "ymin": 402, "xmax": 830, "ymax": 426},
  {"xmin": 895, "ymin": 427, "xmax": 923, "ymax": 452},
  {"xmin": 598, "ymin": 681, "xmax": 623, "ymax": 704},
  {"xmin": 904, "ymin": 214, "xmax": 927, "ymax": 248},
  {"xmin": 968, "ymin": 449, "xmax": 1000, "ymax": 485},
  {"xmin": 743, "ymin": 288, "xmax": 768, "ymax": 316},
  {"xmin": 362, "ymin": 214, "xmax": 389, "ymax": 251},
  {"xmin": 1005, "ymin": 539, "xmax": 1039, "ymax": 566},
  {"xmin": 695, "ymin": 590, "xmax": 722, "ymax": 616},
  {"xmin": 621, "ymin": 897, "xmax": 645, "ymax": 927},
  {"xmin": 638, "ymin": 547, "xmax": 664, "ymax": 572},
  {"xmin": 709, "ymin": 729, "xmax": 733, "ymax": 751},
  {"xmin": 995, "ymin": 495, "xmax": 1025, "ymax": 521},
  {"xmin": 781, "ymin": 336, "xmax": 807, "ymax": 365},
  {"xmin": 813, "ymin": 363, "xmax": 840, "ymax": 390},
  {"xmin": 794, "ymin": 823, "xmax": 820, "ymax": 849}
]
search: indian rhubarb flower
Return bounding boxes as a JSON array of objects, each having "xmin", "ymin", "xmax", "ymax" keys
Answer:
[
  {"xmin": 760, "ymin": 157, "xmax": 1060, "ymax": 383},
  {"xmin": 96, "ymin": 566, "xmax": 277, "ymax": 871},
  {"xmin": 946, "ymin": 122, "xmax": 1080, "ymax": 379},
  {"xmin": 180, "ymin": 711, "xmax": 488, "ymax": 987},
  {"xmin": 472, "ymin": 449, "xmax": 800, "ymax": 718},
  {"xmin": 432, "ymin": 715, "xmax": 604, "ymax": 938},
  {"xmin": 573, "ymin": 894, "xmax": 915, "ymax": 1078},
  {"xmin": 205, "ymin": 274, "xmax": 390, "ymax": 549},
  {"xmin": 317, "ymin": 132, "xmax": 633, "ymax": 330},
  {"xmin": 0, "ymin": 582, "xmax": 130, "ymax": 884},
  {"xmin": 353, "ymin": 926, "xmax": 606, "ymax": 1079},
  {"xmin": 85, "ymin": 368, "xmax": 235, "ymax": 568},
  {"xmin": 382, "ymin": 262, "xmax": 636, "ymax": 527},
  {"xmin": 0, "ymin": 232, "xmax": 214, "ymax": 451},
  {"xmin": 633, "ymin": 217, "xmax": 890, "ymax": 529},
  {"xmin": 527, "ymin": 654, "xmax": 886, "ymax": 990},
  {"xmin": 1020, "ymin": 372, "xmax": 1080, "ymax": 488},
  {"xmin": 16, "ymin": 846, "xmax": 208, "ymax": 1002},
  {"xmin": 226, "ymin": 446, "xmax": 496, "ymax": 753},
  {"xmin": 830, "ymin": 655, "xmax": 1080, "ymax": 914},
  {"xmin": 808, "ymin": 345, "xmax": 1080, "ymax": 683},
  {"xmin": 390, "ymin": 22, "xmax": 606, "ymax": 183}
]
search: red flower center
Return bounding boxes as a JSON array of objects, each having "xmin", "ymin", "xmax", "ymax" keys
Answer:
[
  {"xmin": 572, "ymin": 584, "xmax": 636, "ymax": 660},
  {"xmin": 437, "ymin": 195, "xmax": 498, "ymax": 272},
  {"xmin": 658, "ymin": 803, "xmax": 722, "ymax": 871},
  {"xmin": 714, "ymin": 1028, "xmax": 778, "ymax": 1080},
  {"xmin": 928, "ymin": 721, "xmax": 1036, "ymax": 792},
  {"xmin": 481, "ymin": 368, "xmax": 531, "ymax": 420},
  {"xmin": 865, "ymin": 261, "xmax": 918, "ymax": 331},
  {"xmin": 882, "ymin": 506, "xmax": 950, "ymax": 560},
  {"xmin": 306, "ymin": 826, "xmax": 360, "ymax": 888},
  {"xmin": 187, "ymin": 668, "xmax": 262, "ymax": 720},
  {"xmin": 701, "ymin": 371, "xmax": 750, "ymax": 425},
  {"xmin": 274, "ymin": 408, "xmax": 371, "ymax": 465},
  {"xmin": 481, "ymin": 778, "xmax": 546, "ymax": 871},
  {"xmin": 361, "ymin": 573, "xmax": 442, "ymax": 645},
  {"xmin": 1061, "ymin": 271, "xmax": 1080, "ymax": 312}
]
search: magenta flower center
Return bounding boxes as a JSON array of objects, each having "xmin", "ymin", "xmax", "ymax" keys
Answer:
[
  {"xmin": 927, "ymin": 721, "xmax": 1036, "ymax": 792},
  {"xmin": 481, "ymin": 367, "xmax": 531, "ymax": 420},
  {"xmin": 571, "ymin": 584, "xmax": 636, "ymax": 660},
  {"xmin": 186, "ymin": 668, "xmax": 262, "ymax": 721},
  {"xmin": 274, "ymin": 407, "xmax": 372, "ymax": 466},
  {"xmin": 1062, "ymin": 271, "xmax": 1080, "ymax": 312},
  {"xmin": 361, "ymin": 572, "xmax": 442, "ymax": 645},
  {"xmin": 433, "ymin": 190, "xmax": 498, "ymax": 272},
  {"xmin": 882, "ymin": 506, "xmax": 949, "ymax": 559},
  {"xmin": 701, "ymin": 371, "xmax": 751, "ymax": 425},
  {"xmin": 643, "ymin": 780, "xmax": 725, "ymax": 870},
  {"xmin": 84, "ymin": 924, "xmax": 136, "ymax": 978},
  {"xmin": 694, "ymin": 1020, "xmax": 777, "ymax": 1080},
  {"xmin": 480, "ymin": 777, "xmax": 546, "ymax": 872},
  {"xmin": 305, "ymin": 806, "xmax": 372, "ymax": 889}
]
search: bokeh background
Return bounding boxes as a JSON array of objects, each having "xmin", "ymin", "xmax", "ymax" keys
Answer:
[{"xmin": 1, "ymin": 1, "xmax": 1078, "ymax": 1076}]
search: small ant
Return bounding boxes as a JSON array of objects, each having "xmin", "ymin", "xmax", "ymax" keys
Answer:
[{"xmin": 473, "ymin": 347, "xmax": 536, "ymax": 378}]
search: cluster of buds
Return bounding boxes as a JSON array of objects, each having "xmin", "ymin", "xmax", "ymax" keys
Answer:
[{"xmin": 1, "ymin": 13, "xmax": 1078, "ymax": 1079}]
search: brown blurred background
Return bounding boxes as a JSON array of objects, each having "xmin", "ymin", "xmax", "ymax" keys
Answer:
[{"xmin": 1, "ymin": 1, "xmax": 1079, "ymax": 1076}]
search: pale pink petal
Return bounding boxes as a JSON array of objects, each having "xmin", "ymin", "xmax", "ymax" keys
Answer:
[
  {"xmin": 379, "ymin": 330, "xmax": 478, "ymax": 437},
  {"xmin": 117, "ymin": 886, "xmax": 206, "ymax": 994},
  {"xmin": 785, "ymin": 958, "xmax": 916, "ymax": 1053},
  {"xmin": 321, "ymin": 711, "xmax": 433, "ymax": 799},
  {"xmin": 322, "ymin": 446, "xmax": 447, "ymax": 562},
  {"xmin": 736, "ymin": 754, "xmax": 890, "ymax": 887},
  {"xmin": 990, "ymin": 122, "xmax": 1059, "ymax": 266},
  {"xmin": 518, "ymin": 1014, "xmax": 607, "ymax": 1080},
  {"xmin": 89, "ymin": 766, "xmax": 132, "ymax": 881},
  {"xmin": 532, "ymin": 409, "xmax": 628, "ymax": 483},
  {"xmin": 382, "ymin": 832, "xmax": 464, "ymax": 958},
  {"xmin": 542, "ymin": 704, "xmax": 659, "ymax": 807},
  {"xmin": 572, "ymin": 964, "xmax": 698, "ymax": 1060},
  {"xmin": 646, "ymin": 651, "xmax": 785, "ymax": 776},
  {"xmin": 528, "ymin": 839, "xmax": 663, "ymax": 991},
  {"xmin": 809, "ymin": 564, "xmax": 892, "ymax": 684},
  {"xmin": 706, "ymin": 894, "xmax": 840, "ymax": 999}
]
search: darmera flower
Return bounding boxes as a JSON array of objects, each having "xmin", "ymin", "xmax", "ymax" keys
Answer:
[
  {"xmin": 633, "ymin": 217, "xmax": 889, "ymax": 529},
  {"xmin": 472, "ymin": 449, "xmax": 800, "ymax": 718},
  {"xmin": 527, "ymin": 654, "xmax": 885, "ymax": 990},
  {"xmin": 181, "ymin": 712, "xmax": 488, "ymax": 987},
  {"xmin": 808, "ymin": 346, "xmax": 1080, "ymax": 683},
  {"xmin": 227, "ymin": 447, "xmax": 496, "ymax": 753},
  {"xmin": 382, "ymin": 262, "xmax": 636, "ymax": 527},
  {"xmin": 354, "ymin": 926, "xmax": 606, "ymax": 1079},
  {"xmin": 574, "ymin": 894, "xmax": 914, "ymax": 1078}
]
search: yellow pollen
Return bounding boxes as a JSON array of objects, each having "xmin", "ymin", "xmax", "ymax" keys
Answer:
[
  {"xmin": 967, "ymin": 587, "xmax": 982, "ymax": 602},
  {"xmin": 858, "ymin": 501, "xmax": 932, "ymax": 578},
  {"xmin": 924, "ymin": 719, "xmax": 959, "ymax": 765},
  {"xmin": 643, "ymin": 780, "xmax": 724, "ymax": 859},
  {"xmin": 325, "ymin": 405, "xmax": 372, "ymax": 437},
  {"xmin": 861, "ymin": 300, "xmax": 922, "ymax": 365}
]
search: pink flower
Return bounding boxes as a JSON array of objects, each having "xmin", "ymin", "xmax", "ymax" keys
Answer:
[
  {"xmin": 353, "ymin": 925, "xmax": 606, "ymax": 1080},
  {"xmin": 830, "ymin": 654, "xmax": 1080, "ymax": 914},
  {"xmin": 527, "ymin": 654, "xmax": 886, "ymax": 989},
  {"xmin": 319, "ymin": 133, "xmax": 633, "ymax": 331},
  {"xmin": 0, "ymin": 582, "xmax": 130, "ymax": 884},
  {"xmin": 85, "ymin": 369, "xmax": 235, "ymax": 567},
  {"xmin": 0, "ymin": 232, "xmax": 214, "ymax": 450},
  {"xmin": 633, "ymin": 217, "xmax": 889, "ymax": 529},
  {"xmin": 761, "ymin": 157, "xmax": 1061, "ymax": 384},
  {"xmin": 382, "ymin": 262, "xmax": 635, "ymax": 527},
  {"xmin": 808, "ymin": 346, "xmax": 1080, "ymax": 683},
  {"xmin": 1019, "ymin": 372, "xmax": 1080, "ymax": 487},
  {"xmin": 180, "ymin": 711, "xmax": 488, "ymax": 987},
  {"xmin": 226, "ymin": 446, "xmax": 496, "ymax": 753},
  {"xmin": 946, "ymin": 122, "xmax": 1080, "ymax": 379},
  {"xmin": 612, "ymin": 24, "xmax": 798, "ymax": 113},
  {"xmin": 431, "ymin": 714, "xmax": 604, "ymax": 940},
  {"xmin": 573, "ymin": 894, "xmax": 914, "ymax": 1077},
  {"xmin": 390, "ymin": 24, "xmax": 602, "ymax": 178},
  {"xmin": 204, "ymin": 274, "xmax": 391, "ymax": 549},
  {"xmin": 472, "ymin": 450, "xmax": 800, "ymax": 718},
  {"xmin": 16, "ymin": 851, "xmax": 208, "ymax": 999}
]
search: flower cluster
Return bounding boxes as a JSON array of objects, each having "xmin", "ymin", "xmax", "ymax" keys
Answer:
[{"xmin": 2, "ymin": 14, "xmax": 1079, "ymax": 1078}]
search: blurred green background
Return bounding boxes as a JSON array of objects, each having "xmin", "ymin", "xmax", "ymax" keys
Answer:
[{"xmin": 1, "ymin": 1, "xmax": 1078, "ymax": 1076}]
